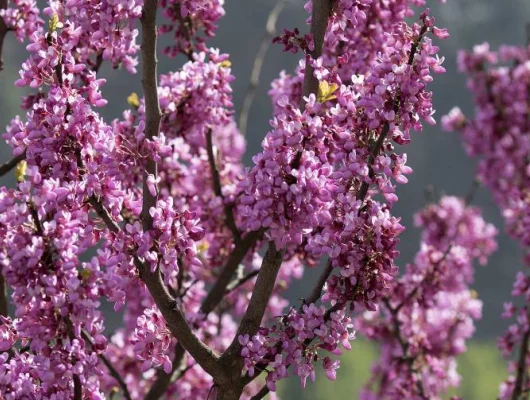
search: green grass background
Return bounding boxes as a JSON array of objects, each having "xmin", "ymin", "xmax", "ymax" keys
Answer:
[{"xmin": 277, "ymin": 340, "xmax": 508, "ymax": 399}]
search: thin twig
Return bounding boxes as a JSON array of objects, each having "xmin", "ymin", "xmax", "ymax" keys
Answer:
[
  {"xmin": 226, "ymin": 269, "xmax": 259, "ymax": 294},
  {"xmin": 200, "ymin": 229, "xmax": 264, "ymax": 316},
  {"xmin": 92, "ymin": 51, "xmax": 104, "ymax": 73},
  {"xmin": 144, "ymin": 346, "xmax": 186, "ymax": 400},
  {"xmin": 0, "ymin": 273, "xmax": 7, "ymax": 317},
  {"xmin": 239, "ymin": 0, "xmax": 286, "ymax": 136},
  {"xmin": 382, "ymin": 299, "xmax": 428, "ymax": 399},
  {"xmin": 0, "ymin": 0, "xmax": 9, "ymax": 72},
  {"xmin": 511, "ymin": 308, "xmax": 530, "ymax": 400},
  {"xmin": 81, "ymin": 331, "xmax": 133, "ymax": 400},
  {"xmin": 205, "ymin": 129, "xmax": 239, "ymax": 239},
  {"xmin": 304, "ymin": 260, "xmax": 333, "ymax": 305},
  {"xmin": 464, "ymin": 178, "xmax": 480, "ymax": 206},
  {"xmin": 0, "ymin": 152, "xmax": 26, "ymax": 177},
  {"xmin": 356, "ymin": 122, "xmax": 391, "ymax": 201},
  {"xmin": 392, "ymin": 245, "xmax": 453, "ymax": 314}
]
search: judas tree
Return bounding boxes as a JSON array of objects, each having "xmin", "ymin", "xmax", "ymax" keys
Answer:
[{"xmin": 0, "ymin": 0, "xmax": 525, "ymax": 399}]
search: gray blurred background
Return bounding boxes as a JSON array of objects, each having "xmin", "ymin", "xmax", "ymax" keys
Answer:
[{"xmin": 0, "ymin": 1, "xmax": 529, "ymax": 397}]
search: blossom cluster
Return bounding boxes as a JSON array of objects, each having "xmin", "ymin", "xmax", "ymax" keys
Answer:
[
  {"xmin": 237, "ymin": 1, "xmax": 449, "ymax": 393},
  {"xmin": 240, "ymin": 304, "xmax": 354, "ymax": 391},
  {"xmin": 357, "ymin": 196, "xmax": 497, "ymax": 399},
  {"xmin": 443, "ymin": 42, "xmax": 530, "ymax": 399},
  {"xmin": 159, "ymin": 0, "xmax": 225, "ymax": 58},
  {"xmin": 0, "ymin": 0, "xmax": 43, "ymax": 43}
]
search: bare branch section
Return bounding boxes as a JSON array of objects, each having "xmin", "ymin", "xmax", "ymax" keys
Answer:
[
  {"xmin": 226, "ymin": 269, "xmax": 259, "ymax": 294},
  {"xmin": 0, "ymin": 0, "xmax": 9, "ymax": 72},
  {"xmin": 205, "ymin": 129, "xmax": 239, "ymax": 239},
  {"xmin": 73, "ymin": 374, "xmax": 82, "ymax": 400},
  {"xmin": 222, "ymin": 242, "xmax": 284, "ymax": 363},
  {"xmin": 304, "ymin": 259, "xmax": 332, "ymax": 305},
  {"xmin": 0, "ymin": 273, "xmax": 8, "ymax": 317},
  {"xmin": 140, "ymin": 0, "xmax": 162, "ymax": 231},
  {"xmin": 300, "ymin": 0, "xmax": 332, "ymax": 108},
  {"xmin": 200, "ymin": 229, "xmax": 263, "ymax": 316},
  {"xmin": 511, "ymin": 308, "xmax": 530, "ymax": 400},
  {"xmin": 0, "ymin": 152, "xmax": 25, "ymax": 177},
  {"xmin": 88, "ymin": 196, "xmax": 120, "ymax": 233},
  {"xmin": 238, "ymin": 0, "xmax": 286, "ymax": 136}
]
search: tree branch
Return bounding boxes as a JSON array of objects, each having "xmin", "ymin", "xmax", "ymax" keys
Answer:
[
  {"xmin": 88, "ymin": 196, "xmax": 120, "ymax": 233},
  {"xmin": 140, "ymin": 0, "xmax": 162, "ymax": 231},
  {"xmin": 144, "ymin": 346, "xmax": 186, "ymax": 400},
  {"xmin": 86, "ymin": 185, "xmax": 229, "ymax": 397},
  {"xmin": 250, "ymin": 385, "xmax": 269, "ymax": 400},
  {"xmin": 73, "ymin": 374, "xmax": 83, "ymax": 400},
  {"xmin": 511, "ymin": 307, "xmax": 530, "ymax": 400},
  {"xmin": 0, "ymin": 0, "xmax": 9, "ymax": 72},
  {"xmin": 205, "ymin": 129, "xmax": 239, "ymax": 239},
  {"xmin": 304, "ymin": 259, "xmax": 333, "ymax": 305},
  {"xmin": 357, "ymin": 26, "xmax": 428, "ymax": 202},
  {"xmin": 144, "ymin": 228, "xmax": 264, "ymax": 399},
  {"xmin": 88, "ymin": 192, "xmax": 222, "ymax": 382},
  {"xmin": 81, "ymin": 330, "xmax": 132, "ymax": 400},
  {"xmin": 136, "ymin": 0, "xmax": 224, "ymax": 384},
  {"xmin": 238, "ymin": 0, "xmax": 286, "ymax": 136},
  {"xmin": 226, "ymin": 269, "xmax": 259, "ymax": 294},
  {"xmin": 200, "ymin": 229, "xmax": 263, "ymax": 316},
  {"xmin": 300, "ymin": 0, "xmax": 332, "ymax": 108},
  {"xmin": 0, "ymin": 273, "xmax": 7, "ymax": 318},
  {"xmin": 217, "ymin": 1, "xmax": 332, "ymax": 391},
  {"xmin": 356, "ymin": 122, "xmax": 390, "ymax": 201},
  {"xmin": 221, "ymin": 242, "xmax": 285, "ymax": 363},
  {"xmin": 382, "ymin": 299, "xmax": 427, "ymax": 399},
  {"xmin": 0, "ymin": 152, "xmax": 25, "ymax": 177},
  {"xmin": 136, "ymin": 260, "xmax": 225, "ymax": 381},
  {"xmin": 290, "ymin": 0, "xmax": 332, "ymax": 170}
]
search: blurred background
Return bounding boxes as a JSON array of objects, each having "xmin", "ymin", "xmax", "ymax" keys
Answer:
[{"xmin": 1, "ymin": 0, "xmax": 530, "ymax": 398}]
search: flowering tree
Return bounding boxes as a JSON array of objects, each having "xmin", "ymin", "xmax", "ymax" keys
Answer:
[
  {"xmin": 443, "ymin": 42, "xmax": 530, "ymax": 400},
  {"xmin": 0, "ymin": 0, "xmax": 523, "ymax": 399}
]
